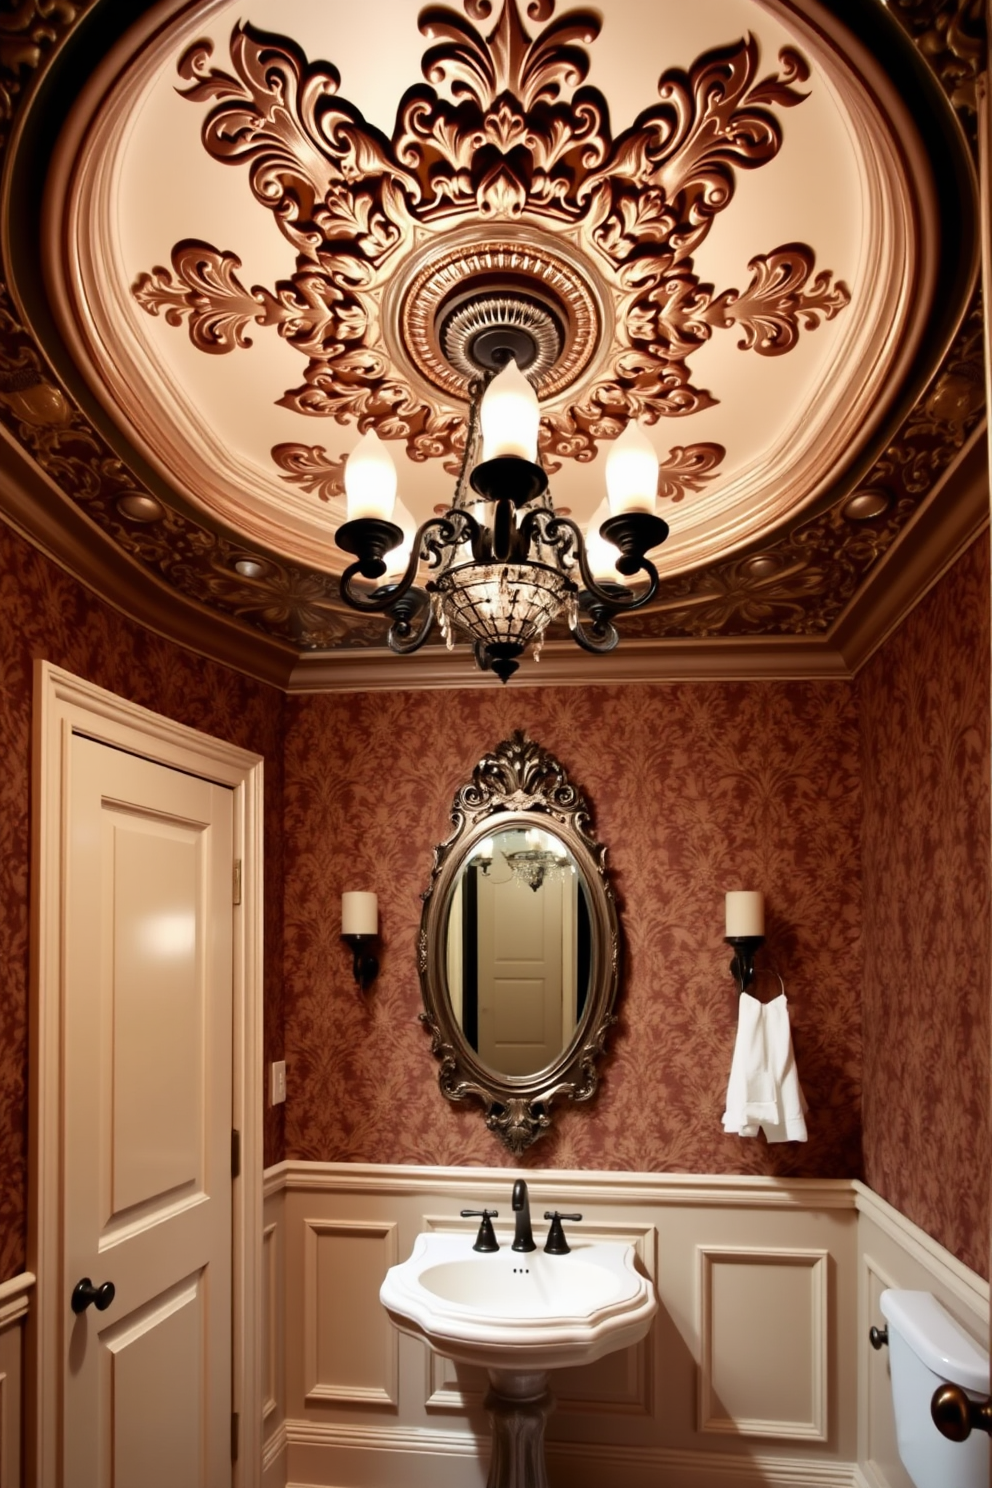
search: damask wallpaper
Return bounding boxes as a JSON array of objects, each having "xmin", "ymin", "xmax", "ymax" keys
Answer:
[
  {"xmin": 282, "ymin": 679, "xmax": 864, "ymax": 1176},
  {"xmin": 1, "ymin": 510, "xmax": 987, "ymax": 1286},
  {"xmin": 859, "ymin": 532, "xmax": 991, "ymax": 1279},
  {"xmin": 0, "ymin": 520, "xmax": 286, "ymax": 1283}
]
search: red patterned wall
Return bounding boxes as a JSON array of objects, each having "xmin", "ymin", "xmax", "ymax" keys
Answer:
[
  {"xmin": 283, "ymin": 681, "xmax": 864, "ymax": 1176},
  {"xmin": 3, "ymin": 511, "xmax": 987, "ymax": 1284},
  {"xmin": 0, "ymin": 518, "xmax": 286, "ymax": 1282},
  {"xmin": 859, "ymin": 532, "xmax": 992, "ymax": 1278}
]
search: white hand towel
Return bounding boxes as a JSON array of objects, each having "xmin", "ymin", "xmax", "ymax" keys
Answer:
[
  {"xmin": 759, "ymin": 994, "xmax": 808, "ymax": 1143},
  {"xmin": 722, "ymin": 992, "xmax": 807, "ymax": 1142}
]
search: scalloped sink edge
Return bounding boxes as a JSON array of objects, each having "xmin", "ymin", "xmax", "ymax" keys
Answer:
[{"xmin": 380, "ymin": 1231, "xmax": 658, "ymax": 1372}]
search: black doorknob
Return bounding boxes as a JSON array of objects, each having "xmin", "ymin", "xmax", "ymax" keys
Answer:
[{"xmin": 71, "ymin": 1277, "xmax": 115, "ymax": 1315}]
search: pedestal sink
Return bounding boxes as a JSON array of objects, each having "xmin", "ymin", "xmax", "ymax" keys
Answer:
[{"xmin": 380, "ymin": 1228, "xmax": 657, "ymax": 1488}]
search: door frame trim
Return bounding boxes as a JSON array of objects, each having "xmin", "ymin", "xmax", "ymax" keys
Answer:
[{"xmin": 28, "ymin": 661, "xmax": 264, "ymax": 1488}]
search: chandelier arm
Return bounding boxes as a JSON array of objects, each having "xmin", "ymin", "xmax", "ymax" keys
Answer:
[
  {"xmin": 544, "ymin": 514, "xmax": 662, "ymax": 612},
  {"xmin": 338, "ymin": 514, "xmax": 480, "ymax": 612},
  {"xmin": 387, "ymin": 589, "xmax": 434, "ymax": 654},
  {"xmin": 570, "ymin": 611, "xmax": 621, "ymax": 654},
  {"xmin": 338, "ymin": 558, "xmax": 407, "ymax": 613}
]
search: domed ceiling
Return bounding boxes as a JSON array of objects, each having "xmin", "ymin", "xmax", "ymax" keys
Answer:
[{"xmin": 0, "ymin": 0, "xmax": 985, "ymax": 688}]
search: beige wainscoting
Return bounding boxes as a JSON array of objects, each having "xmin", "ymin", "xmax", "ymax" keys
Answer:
[
  {"xmin": 262, "ymin": 1189, "xmax": 286, "ymax": 1488},
  {"xmin": 263, "ymin": 1164, "xmax": 868, "ymax": 1488},
  {"xmin": 854, "ymin": 1182, "xmax": 989, "ymax": 1488},
  {"xmin": 0, "ymin": 1273, "xmax": 33, "ymax": 1488}
]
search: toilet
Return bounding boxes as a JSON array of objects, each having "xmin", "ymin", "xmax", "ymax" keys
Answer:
[{"xmin": 879, "ymin": 1289, "xmax": 989, "ymax": 1488}]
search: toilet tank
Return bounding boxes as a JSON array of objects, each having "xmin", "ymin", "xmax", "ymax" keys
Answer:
[{"xmin": 879, "ymin": 1289, "xmax": 989, "ymax": 1488}]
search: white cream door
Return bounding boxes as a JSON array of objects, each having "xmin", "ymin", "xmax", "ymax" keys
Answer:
[
  {"xmin": 477, "ymin": 872, "xmax": 565, "ymax": 1074},
  {"xmin": 62, "ymin": 734, "xmax": 234, "ymax": 1487}
]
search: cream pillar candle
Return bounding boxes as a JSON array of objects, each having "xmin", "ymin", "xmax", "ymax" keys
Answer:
[
  {"xmin": 342, "ymin": 891, "xmax": 378, "ymax": 937},
  {"xmin": 725, "ymin": 890, "xmax": 764, "ymax": 938}
]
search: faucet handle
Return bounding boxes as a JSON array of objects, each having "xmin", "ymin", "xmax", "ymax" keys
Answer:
[
  {"xmin": 543, "ymin": 1211, "xmax": 583, "ymax": 1255},
  {"xmin": 460, "ymin": 1209, "xmax": 499, "ymax": 1252}
]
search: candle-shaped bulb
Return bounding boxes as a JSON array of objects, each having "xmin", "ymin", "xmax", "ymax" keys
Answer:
[
  {"xmin": 585, "ymin": 504, "xmax": 624, "ymax": 581},
  {"xmin": 605, "ymin": 421, "xmax": 659, "ymax": 516},
  {"xmin": 725, "ymin": 890, "xmax": 765, "ymax": 939},
  {"xmin": 382, "ymin": 499, "xmax": 416, "ymax": 581},
  {"xmin": 480, "ymin": 358, "xmax": 541, "ymax": 463},
  {"xmin": 342, "ymin": 891, "xmax": 378, "ymax": 937},
  {"xmin": 345, "ymin": 430, "xmax": 397, "ymax": 522}
]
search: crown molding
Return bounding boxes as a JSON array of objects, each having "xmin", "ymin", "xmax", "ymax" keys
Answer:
[
  {"xmin": 0, "ymin": 423, "xmax": 297, "ymax": 691},
  {"xmin": 4, "ymin": 403, "xmax": 986, "ymax": 697},
  {"xmin": 285, "ymin": 635, "xmax": 854, "ymax": 693},
  {"xmin": 832, "ymin": 426, "xmax": 989, "ymax": 675}
]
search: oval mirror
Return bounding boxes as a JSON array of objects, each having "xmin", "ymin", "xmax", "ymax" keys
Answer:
[{"xmin": 419, "ymin": 733, "xmax": 621, "ymax": 1152}]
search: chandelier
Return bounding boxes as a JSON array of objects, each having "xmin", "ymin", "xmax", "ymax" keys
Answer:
[{"xmin": 334, "ymin": 312, "xmax": 670, "ymax": 683}]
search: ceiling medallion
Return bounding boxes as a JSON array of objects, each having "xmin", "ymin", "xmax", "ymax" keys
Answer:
[
  {"xmin": 393, "ymin": 236, "xmax": 603, "ymax": 408},
  {"xmin": 132, "ymin": 0, "xmax": 850, "ymax": 483}
]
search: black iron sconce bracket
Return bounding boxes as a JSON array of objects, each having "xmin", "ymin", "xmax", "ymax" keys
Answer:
[
  {"xmin": 342, "ymin": 933, "xmax": 379, "ymax": 992},
  {"xmin": 725, "ymin": 935, "xmax": 765, "ymax": 997}
]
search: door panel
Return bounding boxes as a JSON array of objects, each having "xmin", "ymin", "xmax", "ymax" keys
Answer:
[
  {"xmin": 477, "ymin": 873, "xmax": 565, "ymax": 1074},
  {"xmin": 63, "ymin": 735, "xmax": 233, "ymax": 1487},
  {"xmin": 100, "ymin": 1271, "xmax": 206, "ymax": 1488}
]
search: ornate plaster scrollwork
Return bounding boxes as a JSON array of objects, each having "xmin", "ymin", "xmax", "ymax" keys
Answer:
[
  {"xmin": 0, "ymin": 0, "xmax": 980, "ymax": 665},
  {"xmin": 886, "ymin": 0, "xmax": 984, "ymax": 115},
  {"xmin": 133, "ymin": 3, "xmax": 849, "ymax": 475}
]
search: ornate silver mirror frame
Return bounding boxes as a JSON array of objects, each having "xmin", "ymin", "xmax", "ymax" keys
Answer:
[{"xmin": 419, "ymin": 732, "xmax": 621, "ymax": 1153}]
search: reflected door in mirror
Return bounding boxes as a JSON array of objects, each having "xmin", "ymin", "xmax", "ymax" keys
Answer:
[{"xmin": 447, "ymin": 828, "xmax": 591, "ymax": 1077}]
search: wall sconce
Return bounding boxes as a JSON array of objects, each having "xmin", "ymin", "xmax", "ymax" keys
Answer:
[
  {"xmin": 725, "ymin": 890, "xmax": 765, "ymax": 995},
  {"xmin": 341, "ymin": 891, "xmax": 380, "ymax": 992}
]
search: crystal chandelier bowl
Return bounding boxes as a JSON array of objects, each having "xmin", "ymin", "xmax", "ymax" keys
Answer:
[{"xmin": 431, "ymin": 560, "xmax": 578, "ymax": 681}]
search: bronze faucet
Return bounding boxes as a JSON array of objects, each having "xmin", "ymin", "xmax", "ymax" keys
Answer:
[{"xmin": 511, "ymin": 1179, "xmax": 536, "ymax": 1252}]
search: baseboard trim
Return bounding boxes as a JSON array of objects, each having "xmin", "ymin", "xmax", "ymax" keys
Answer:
[{"xmin": 282, "ymin": 1418, "xmax": 858, "ymax": 1487}]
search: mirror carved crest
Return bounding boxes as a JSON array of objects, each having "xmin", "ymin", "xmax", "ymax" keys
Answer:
[{"xmin": 419, "ymin": 732, "xmax": 621, "ymax": 1152}]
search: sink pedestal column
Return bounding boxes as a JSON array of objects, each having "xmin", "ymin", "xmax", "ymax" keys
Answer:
[{"xmin": 484, "ymin": 1370, "xmax": 554, "ymax": 1488}]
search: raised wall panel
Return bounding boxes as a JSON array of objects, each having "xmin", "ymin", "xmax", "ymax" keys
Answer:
[
  {"xmin": 0, "ymin": 1369, "xmax": 7, "ymax": 1488},
  {"xmin": 0, "ymin": 1281, "xmax": 31, "ymax": 1488},
  {"xmin": 861, "ymin": 1253, "xmax": 912, "ymax": 1488},
  {"xmin": 698, "ymin": 1246, "xmax": 828, "ymax": 1441},
  {"xmin": 303, "ymin": 1220, "xmax": 399, "ymax": 1406},
  {"xmin": 854, "ymin": 1185, "xmax": 989, "ymax": 1488},
  {"xmin": 263, "ymin": 1221, "xmax": 278, "ymax": 1423}
]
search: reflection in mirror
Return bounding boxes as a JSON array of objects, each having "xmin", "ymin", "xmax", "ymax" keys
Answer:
[
  {"xmin": 419, "ymin": 732, "xmax": 622, "ymax": 1153},
  {"xmin": 445, "ymin": 826, "xmax": 592, "ymax": 1076}
]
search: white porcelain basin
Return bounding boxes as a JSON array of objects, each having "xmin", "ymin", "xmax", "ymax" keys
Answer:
[{"xmin": 380, "ymin": 1231, "xmax": 657, "ymax": 1371}]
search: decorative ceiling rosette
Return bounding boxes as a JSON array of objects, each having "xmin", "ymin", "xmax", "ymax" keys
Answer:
[{"xmin": 131, "ymin": 0, "xmax": 849, "ymax": 482}]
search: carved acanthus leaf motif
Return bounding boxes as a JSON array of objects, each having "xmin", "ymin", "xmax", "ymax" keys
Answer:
[
  {"xmin": 706, "ymin": 247, "xmax": 852, "ymax": 355},
  {"xmin": 886, "ymin": 0, "xmax": 984, "ymax": 116},
  {"xmin": 656, "ymin": 442, "xmax": 726, "ymax": 503},
  {"xmin": 271, "ymin": 442, "xmax": 346, "ymax": 502},
  {"xmin": 130, "ymin": 241, "xmax": 368, "ymax": 359},
  {"xmin": 0, "ymin": 1, "xmax": 83, "ymax": 138},
  {"xmin": 132, "ymin": 243, "xmax": 269, "ymax": 352},
  {"xmin": 581, "ymin": 37, "xmax": 810, "ymax": 261},
  {"xmin": 177, "ymin": 25, "xmax": 415, "ymax": 264}
]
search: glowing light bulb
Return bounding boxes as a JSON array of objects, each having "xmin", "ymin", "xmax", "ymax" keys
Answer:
[
  {"xmin": 605, "ymin": 421, "xmax": 659, "ymax": 516},
  {"xmin": 480, "ymin": 358, "xmax": 540, "ymax": 462},
  {"xmin": 585, "ymin": 505, "xmax": 624, "ymax": 581},
  {"xmin": 345, "ymin": 429, "xmax": 398, "ymax": 521},
  {"xmin": 382, "ymin": 499, "xmax": 416, "ymax": 581}
]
